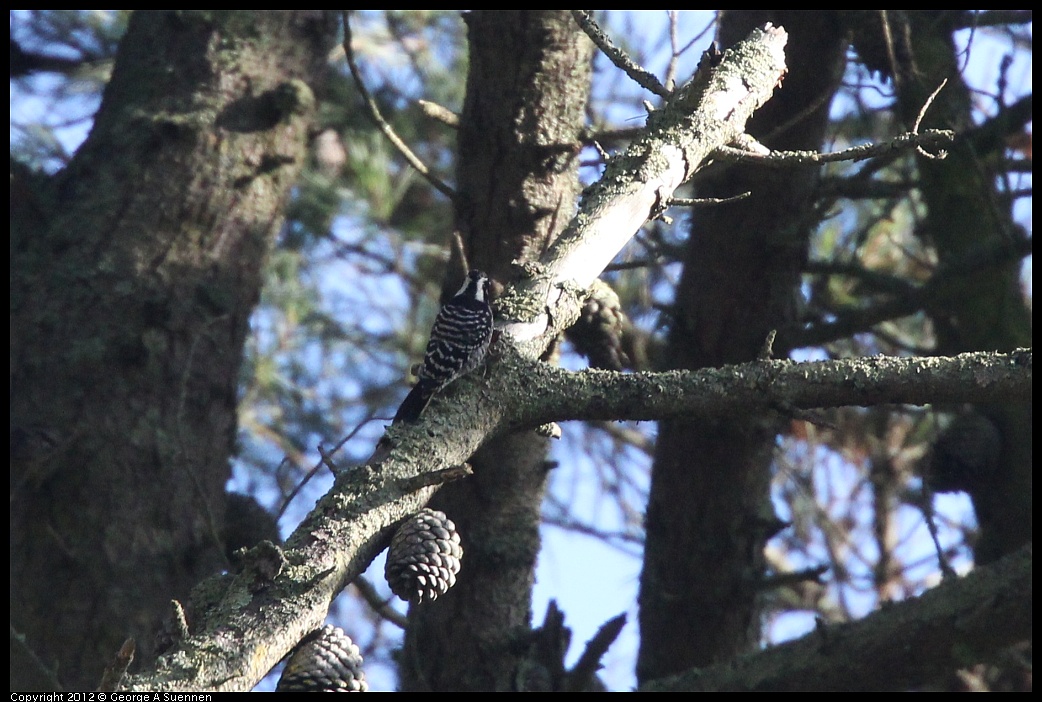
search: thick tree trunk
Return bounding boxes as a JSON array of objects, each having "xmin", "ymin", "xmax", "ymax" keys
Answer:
[
  {"xmin": 638, "ymin": 11, "xmax": 848, "ymax": 682},
  {"xmin": 10, "ymin": 10, "xmax": 335, "ymax": 690}
]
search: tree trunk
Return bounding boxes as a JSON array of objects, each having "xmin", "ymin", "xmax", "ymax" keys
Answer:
[
  {"xmin": 638, "ymin": 11, "xmax": 849, "ymax": 681},
  {"xmin": 10, "ymin": 10, "xmax": 335, "ymax": 690},
  {"xmin": 400, "ymin": 10, "xmax": 591, "ymax": 691}
]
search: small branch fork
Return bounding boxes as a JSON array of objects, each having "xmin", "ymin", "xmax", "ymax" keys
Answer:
[
  {"xmin": 572, "ymin": 11, "xmax": 954, "ymax": 166},
  {"xmin": 343, "ymin": 10, "xmax": 952, "ymax": 262}
]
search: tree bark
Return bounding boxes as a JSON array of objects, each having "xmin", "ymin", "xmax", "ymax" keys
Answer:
[
  {"xmin": 642, "ymin": 544, "xmax": 1032, "ymax": 691},
  {"xmin": 638, "ymin": 11, "xmax": 849, "ymax": 681},
  {"xmin": 10, "ymin": 10, "xmax": 335, "ymax": 690},
  {"xmin": 401, "ymin": 10, "xmax": 592, "ymax": 691}
]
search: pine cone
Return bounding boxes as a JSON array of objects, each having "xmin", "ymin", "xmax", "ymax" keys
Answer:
[
  {"xmin": 277, "ymin": 625, "xmax": 368, "ymax": 692},
  {"xmin": 385, "ymin": 508, "xmax": 463, "ymax": 604},
  {"xmin": 566, "ymin": 278, "xmax": 630, "ymax": 371}
]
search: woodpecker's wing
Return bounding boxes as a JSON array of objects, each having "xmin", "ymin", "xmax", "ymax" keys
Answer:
[
  {"xmin": 417, "ymin": 301, "xmax": 492, "ymax": 385},
  {"xmin": 392, "ymin": 270, "xmax": 493, "ymax": 424}
]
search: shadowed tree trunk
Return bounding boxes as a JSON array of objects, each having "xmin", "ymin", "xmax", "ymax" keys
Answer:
[
  {"xmin": 400, "ymin": 10, "xmax": 591, "ymax": 691},
  {"xmin": 638, "ymin": 11, "xmax": 849, "ymax": 681},
  {"xmin": 10, "ymin": 10, "xmax": 336, "ymax": 691}
]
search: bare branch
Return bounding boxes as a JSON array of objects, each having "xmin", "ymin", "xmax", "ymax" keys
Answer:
[
  {"xmin": 757, "ymin": 565, "xmax": 830, "ymax": 591},
  {"xmin": 570, "ymin": 10, "xmax": 670, "ymax": 98},
  {"xmin": 716, "ymin": 129, "xmax": 955, "ymax": 167},
  {"xmin": 913, "ymin": 80, "xmax": 949, "ymax": 158},
  {"xmin": 514, "ymin": 349, "xmax": 1030, "ymax": 426},
  {"xmin": 341, "ymin": 11, "xmax": 455, "ymax": 200},
  {"xmin": 351, "ymin": 577, "xmax": 408, "ymax": 630},
  {"xmin": 784, "ymin": 236, "xmax": 1033, "ymax": 350},
  {"xmin": 669, "ymin": 191, "xmax": 751, "ymax": 207},
  {"xmin": 277, "ymin": 410, "xmax": 380, "ymax": 521},
  {"xmin": 566, "ymin": 614, "xmax": 627, "ymax": 691},
  {"xmin": 499, "ymin": 24, "xmax": 789, "ymax": 351},
  {"xmin": 97, "ymin": 638, "xmax": 136, "ymax": 693}
]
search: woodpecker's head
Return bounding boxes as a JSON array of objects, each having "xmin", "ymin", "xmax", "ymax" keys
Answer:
[{"xmin": 458, "ymin": 269, "xmax": 490, "ymax": 302}]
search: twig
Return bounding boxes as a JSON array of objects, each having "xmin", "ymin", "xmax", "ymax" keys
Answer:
[
  {"xmin": 669, "ymin": 191, "xmax": 751, "ymax": 207},
  {"xmin": 715, "ymin": 128, "xmax": 955, "ymax": 167},
  {"xmin": 352, "ymin": 576, "xmax": 409, "ymax": 629},
  {"xmin": 277, "ymin": 410, "xmax": 380, "ymax": 521},
  {"xmin": 580, "ymin": 125, "xmax": 644, "ymax": 146},
  {"xmin": 603, "ymin": 258, "xmax": 659, "ymax": 272},
  {"xmin": 418, "ymin": 99, "xmax": 459, "ymax": 128},
  {"xmin": 913, "ymin": 79, "xmax": 949, "ymax": 159},
  {"xmin": 570, "ymin": 11, "xmax": 670, "ymax": 98},
  {"xmin": 453, "ymin": 231, "xmax": 470, "ymax": 273},
  {"xmin": 317, "ymin": 443, "xmax": 339, "ymax": 474},
  {"xmin": 162, "ymin": 600, "xmax": 190, "ymax": 648},
  {"xmin": 565, "ymin": 613, "xmax": 627, "ymax": 692},
  {"xmin": 879, "ymin": 11, "xmax": 900, "ymax": 86},
  {"xmin": 341, "ymin": 11, "xmax": 455, "ymax": 200},
  {"xmin": 758, "ymin": 84, "xmax": 835, "ymax": 145},
  {"xmin": 664, "ymin": 11, "xmax": 680, "ymax": 91},
  {"xmin": 914, "ymin": 489, "xmax": 958, "ymax": 580},
  {"xmin": 758, "ymin": 329, "xmax": 777, "ymax": 361},
  {"xmin": 97, "ymin": 638, "xmax": 135, "ymax": 692},
  {"xmin": 781, "ymin": 236, "xmax": 1032, "ymax": 350},
  {"xmin": 758, "ymin": 564, "xmax": 830, "ymax": 590}
]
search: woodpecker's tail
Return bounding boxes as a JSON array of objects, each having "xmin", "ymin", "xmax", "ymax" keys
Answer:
[{"xmin": 392, "ymin": 381, "xmax": 437, "ymax": 424}]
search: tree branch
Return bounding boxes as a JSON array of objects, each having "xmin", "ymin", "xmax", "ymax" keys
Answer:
[
  {"xmin": 642, "ymin": 544, "xmax": 1032, "ymax": 691},
  {"xmin": 716, "ymin": 128, "xmax": 955, "ymax": 166},
  {"xmin": 570, "ymin": 10, "xmax": 670, "ymax": 98},
  {"xmin": 502, "ymin": 349, "xmax": 1031, "ymax": 427},
  {"xmin": 781, "ymin": 236, "xmax": 1034, "ymax": 351},
  {"xmin": 340, "ymin": 11, "xmax": 456, "ymax": 200},
  {"xmin": 498, "ymin": 24, "xmax": 789, "ymax": 353}
]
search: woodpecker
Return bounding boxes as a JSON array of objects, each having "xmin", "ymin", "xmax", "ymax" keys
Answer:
[{"xmin": 393, "ymin": 270, "xmax": 493, "ymax": 424}]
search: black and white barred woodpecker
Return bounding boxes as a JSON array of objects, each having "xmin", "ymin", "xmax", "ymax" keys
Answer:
[{"xmin": 393, "ymin": 270, "xmax": 493, "ymax": 424}]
